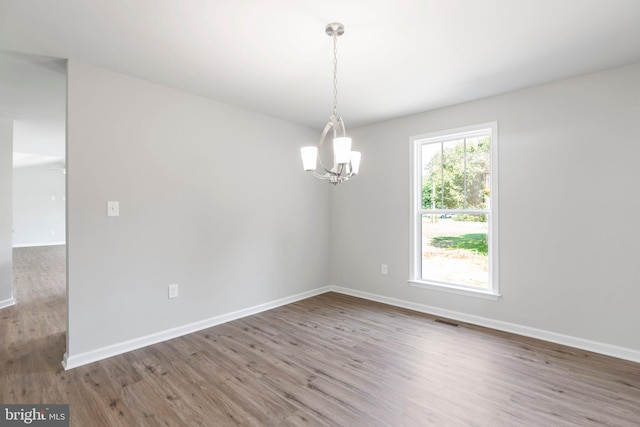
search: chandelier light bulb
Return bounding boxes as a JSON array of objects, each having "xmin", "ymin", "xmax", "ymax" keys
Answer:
[
  {"xmin": 300, "ymin": 146, "xmax": 318, "ymax": 171},
  {"xmin": 333, "ymin": 137, "xmax": 352, "ymax": 164},
  {"xmin": 350, "ymin": 151, "xmax": 361, "ymax": 175}
]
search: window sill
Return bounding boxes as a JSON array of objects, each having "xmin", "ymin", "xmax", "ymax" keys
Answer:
[{"xmin": 408, "ymin": 280, "xmax": 500, "ymax": 300}]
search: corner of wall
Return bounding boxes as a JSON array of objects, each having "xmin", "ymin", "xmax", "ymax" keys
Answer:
[{"xmin": 0, "ymin": 117, "xmax": 14, "ymax": 304}]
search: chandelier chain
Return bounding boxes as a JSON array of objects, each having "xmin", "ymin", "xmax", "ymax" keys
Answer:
[{"xmin": 332, "ymin": 30, "xmax": 338, "ymax": 117}]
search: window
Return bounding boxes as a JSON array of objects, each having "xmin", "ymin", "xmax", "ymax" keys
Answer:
[{"xmin": 409, "ymin": 122, "xmax": 499, "ymax": 299}]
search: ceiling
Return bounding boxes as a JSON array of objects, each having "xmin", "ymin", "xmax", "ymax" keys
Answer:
[{"xmin": 1, "ymin": 0, "xmax": 640, "ymax": 158}]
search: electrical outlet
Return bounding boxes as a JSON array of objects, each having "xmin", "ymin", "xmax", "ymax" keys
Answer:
[
  {"xmin": 381, "ymin": 264, "xmax": 388, "ymax": 275},
  {"xmin": 107, "ymin": 201, "xmax": 120, "ymax": 217},
  {"xmin": 168, "ymin": 284, "xmax": 179, "ymax": 299}
]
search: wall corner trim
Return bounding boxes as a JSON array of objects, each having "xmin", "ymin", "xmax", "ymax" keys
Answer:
[
  {"xmin": 0, "ymin": 297, "xmax": 15, "ymax": 310},
  {"xmin": 328, "ymin": 286, "xmax": 640, "ymax": 364},
  {"xmin": 62, "ymin": 286, "xmax": 331, "ymax": 370}
]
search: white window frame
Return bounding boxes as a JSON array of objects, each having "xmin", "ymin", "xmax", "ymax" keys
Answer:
[{"xmin": 409, "ymin": 122, "xmax": 500, "ymax": 300}]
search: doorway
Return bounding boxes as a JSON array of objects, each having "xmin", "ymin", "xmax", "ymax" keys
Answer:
[{"xmin": 0, "ymin": 51, "xmax": 67, "ymax": 367}]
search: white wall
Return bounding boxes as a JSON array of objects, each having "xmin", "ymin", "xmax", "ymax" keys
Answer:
[
  {"xmin": 65, "ymin": 61, "xmax": 330, "ymax": 366},
  {"xmin": 331, "ymin": 63, "xmax": 640, "ymax": 358},
  {"xmin": 12, "ymin": 162, "xmax": 66, "ymax": 247},
  {"xmin": 0, "ymin": 117, "xmax": 13, "ymax": 307}
]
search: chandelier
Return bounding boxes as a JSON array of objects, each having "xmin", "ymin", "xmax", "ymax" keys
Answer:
[{"xmin": 300, "ymin": 22, "xmax": 361, "ymax": 185}]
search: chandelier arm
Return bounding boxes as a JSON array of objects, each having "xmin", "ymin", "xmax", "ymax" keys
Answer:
[
  {"xmin": 337, "ymin": 116, "xmax": 346, "ymax": 138},
  {"xmin": 309, "ymin": 171, "xmax": 332, "ymax": 180},
  {"xmin": 317, "ymin": 120, "xmax": 337, "ymax": 175}
]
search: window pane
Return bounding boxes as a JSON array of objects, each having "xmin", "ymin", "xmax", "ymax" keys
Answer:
[
  {"xmin": 465, "ymin": 136, "xmax": 491, "ymax": 210},
  {"xmin": 422, "ymin": 140, "xmax": 471, "ymax": 210},
  {"xmin": 421, "ymin": 144, "xmax": 442, "ymax": 209},
  {"xmin": 421, "ymin": 214, "xmax": 488, "ymax": 288},
  {"xmin": 441, "ymin": 139, "xmax": 465, "ymax": 209}
]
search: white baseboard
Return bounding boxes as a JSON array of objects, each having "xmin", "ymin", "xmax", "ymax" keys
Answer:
[
  {"xmin": 329, "ymin": 286, "xmax": 640, "ymax": 364},
  {"xmin": 0, "ymin": 297, "xmax": 15, "ymax": 310},
  {"xmin": 13, "ymin": 242, "xmax": 66, "ymax": 248},
  {"xmin": 62, "ymin": 283, "xmax": 640, "ymax": 370},
  {"xmin": 62, "ymin": 286, "xmax": 331, "ymax": 370}
]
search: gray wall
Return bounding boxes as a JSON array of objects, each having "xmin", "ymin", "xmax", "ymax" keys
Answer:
[
  {"xmin": 61, "ymin": 59, "xmax": 640, "ymax": 365},
  {"xmin": 331, "ymin": 63, "xmax": 640, "ymax": 354},
  {"xmin": 65, "ymin": 62, "xmax": 329, "ymax": 360},
  {"xmin": 12, "ymin": 162, "xmax": 66, "ymax": 247},
  {"xmin": 0, "ymin": 117, "xmax": 13, "ymax": 306}
]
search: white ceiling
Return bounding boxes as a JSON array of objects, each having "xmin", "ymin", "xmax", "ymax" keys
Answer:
[{"xmin": 1, "ymin": 0, "xmax": 640, "ymax": 157}]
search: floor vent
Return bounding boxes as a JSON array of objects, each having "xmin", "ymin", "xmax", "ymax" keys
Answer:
[{"xmin": 434, "ymin": 319, "xmax": 460, "ymax": 327}]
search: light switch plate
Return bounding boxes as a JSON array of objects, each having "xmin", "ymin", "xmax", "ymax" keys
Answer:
[
  {"xmin": 107, "ymin": 201, "xmax": 120, "ymax": 217},
  {"xmin": 168, "ymin": 284, "xmax": 179, "ymax": 299}
]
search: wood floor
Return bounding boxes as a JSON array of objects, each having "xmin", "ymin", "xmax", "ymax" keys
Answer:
[{"xmin": 2, "ymin": 246, "xmax": 640, "ymax": 426}]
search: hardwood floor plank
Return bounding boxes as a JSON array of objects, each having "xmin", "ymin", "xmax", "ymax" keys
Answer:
[{"xmin": 2, "ymin": 246, "xmax": 640, "ymax": 426}]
